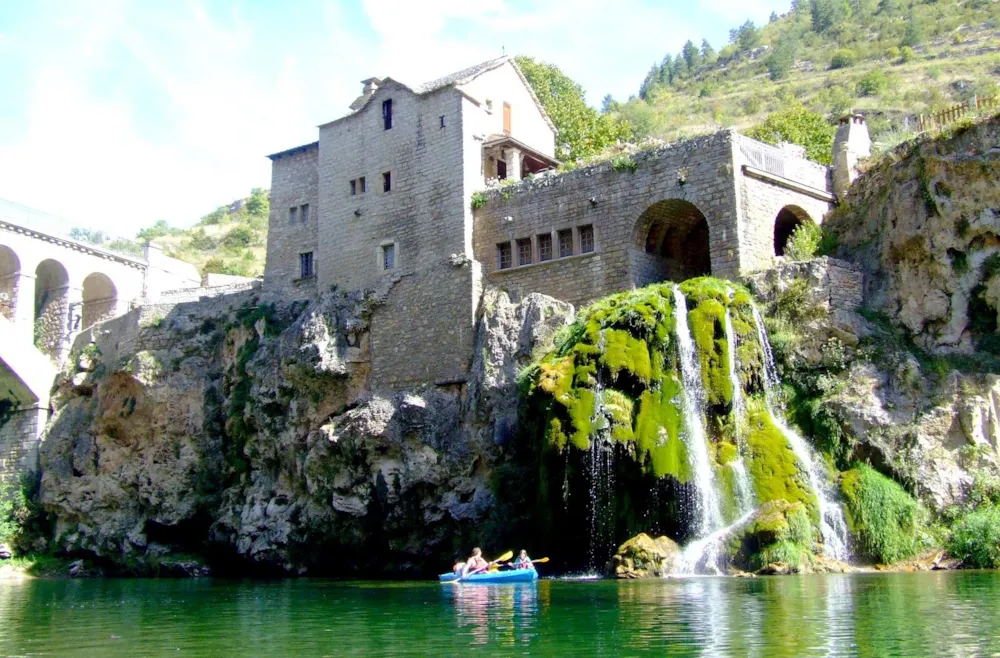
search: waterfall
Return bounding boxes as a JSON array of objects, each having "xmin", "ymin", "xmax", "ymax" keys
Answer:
[
  {"xmin": 586, "ymin": 333, "xmax": 617, "ymax": 570},
  {"xmin": 724, "ymin": 307, "xmax": 755, "ymax": 517},
  {"xmin": 675, "ymin": 508, "xmax": 757, "ymax": 575},
  {"xmin": 671, "ymin": 286, "xmax": 724, "ymax": 538},
  {"xmin": 750, "ymin": 305, "xmax": 851, "ymax": 562}
]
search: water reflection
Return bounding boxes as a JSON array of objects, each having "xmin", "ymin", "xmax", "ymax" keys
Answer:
[{"xmin": 442, "ymin": 582, "xmax": 539, "ymax": 647}]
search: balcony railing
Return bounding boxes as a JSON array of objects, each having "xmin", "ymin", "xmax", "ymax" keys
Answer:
[{"xmin": 0, "ymin": 198, "xmax": 145, "ymax": 260}]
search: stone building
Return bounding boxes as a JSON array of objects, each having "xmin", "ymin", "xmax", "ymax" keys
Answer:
[{"xmin": 264, "ymin": 56, "xmax": 866, "ymax": 388}]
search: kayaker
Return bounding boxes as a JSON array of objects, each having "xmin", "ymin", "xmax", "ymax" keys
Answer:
[
  {"xmin": 513, "ymin": 550, "xmax": 534, "ymax": 570},
  {"xmin": 462, "ymin": 547, "xmax": 489, "ymax": 577}
]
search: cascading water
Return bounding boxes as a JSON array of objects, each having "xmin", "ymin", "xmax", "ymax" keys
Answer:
[
  {"xmin": 751, "ymin": 305, "xmax": 851, "ymax": 562},
  {"xmin": 723, "ymin": 307, "xmax": 755, "ymax": 517},
  {"xmin": 675, "ymin": 508, "xmax": 757, "ymax": 575},
  {"xmin": 671, "ymin": 286, "xmax": 724, "ymax": 538},
  {"xmin": 586, "ymin": 332, "xmax": 617, "ymax": 570}
]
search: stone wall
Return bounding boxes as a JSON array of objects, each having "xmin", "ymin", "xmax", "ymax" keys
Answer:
[
  {"xmin": 263, "ymin": 144, "xmax": 319, "ymax": 299},
  {"xmin": 746, "ymin": 257, "xmax": 864, "ymax": 315},
  {"xmin": 0, "ymin": 406, "xmax": 46, "ymax": 487},
  {"xmin": 472, "ymin": 130, "xmax": 742, "ymax": 307}
]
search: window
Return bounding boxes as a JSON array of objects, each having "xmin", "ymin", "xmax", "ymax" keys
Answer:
[
  {"xmin": 382, "ymin": 99, "xmax": 393, "ymax": 130},
  {"xmin": 503, "ymin": 102, "xmax": 511, "ymax": 135},
  {"xmin": 289, "ymin": 206, "xmax": 298, "ymax": 223},
  {"xmin": 381, "ymin": 243, "xmax": 396, "ymax": 270},
  {"xmin": 299, "ymin": 252, "xmax": 314, "ymax": 278},
  {"xmin": 538, "ymin": 233, "xmax": 553, "ymax": 262},
  {"xmin": 350, "ymin": 180, "xmax": 357, "ymax": 196},
  {"xmin": 359, "ymin": 176, "xmax": 367, "ymax": 193},
  {"xmin": 558, "ymin": 229, "xmax": 573, "ymax": 258},
  {"xmin": 300, "ymin": 204, "xmax": 310, "ymax": 223},
  {"xmin": 383, "ymin": 171, "xmax": 391, "ymax": 192},
  {"xmin": 579, "ymin": 225, "xmax": 594, "ymax": 253},
  {"xmin": 517, "ymin": 238, "xmax": 532, "ymax": 266},
  {"xmin": 497, "ymin": 242, "xmax": 512, "ymax": 270},
  {"xmin": 439, "ymin": 115, "xmax": 446, "ymax": 128},
  {"xmin": 497, "ymin": 160, "xmax": 507, "ymax": 180}
]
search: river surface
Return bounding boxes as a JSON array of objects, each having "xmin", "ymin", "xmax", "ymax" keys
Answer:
[{"xmin": 1, "ymin": 571, "xmax": 998, "ymax": 656}]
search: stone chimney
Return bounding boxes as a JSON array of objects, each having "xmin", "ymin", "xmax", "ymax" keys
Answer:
[
  {"xmin": 832, "ymin": 113, "xmax": 872, "ymax": 199},
  {"xmin": 349, "ymin": 77, "xmax": 382, "ymax": 111}
]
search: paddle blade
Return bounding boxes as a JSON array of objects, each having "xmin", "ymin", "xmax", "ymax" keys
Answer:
[
  {"xmin": 531, "ymin": 557, "xmax": 549, "ymax": 564},
  {"xmin": 493, "ymin": 550, "xmax": 513, "ymax": 563}
]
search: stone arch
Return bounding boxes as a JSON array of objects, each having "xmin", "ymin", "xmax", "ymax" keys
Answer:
[
  {"xmin": 0, "ymin": 244, "xmax": 20, "ymax": 321},
  {"xmin": 774, "ymin": 205, "xmax": 813, "ymax": 257},
  {"xmin": 82, "ymin": 272, "xmax": 118, "ymax": 329},
  {"xmin": 632, "ymin": 199, "xmax": 712, "ymax": 285},
  {"xmin": 34, "ymin": 259, "xmax": 70, "ymax": 361}
]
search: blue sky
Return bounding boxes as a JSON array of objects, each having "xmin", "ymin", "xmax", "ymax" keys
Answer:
[{"xmin": 0, "ymin": 0, "xmax": 790, "ymax": 235}]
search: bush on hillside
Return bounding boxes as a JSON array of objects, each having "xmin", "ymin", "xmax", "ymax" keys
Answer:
[
  {"xmin": 745, "ymin": 104, "xmax": 836, "ymax": 165},
  {"xmin": 784, "ymin": 222, "xmax": 823, "ymax": 261},
  {"xmin": 947, "ymin": 504, "xmax": 1000, "ymax": 568},
  {"xmin": 187, "ymin": 229, "xmax": 217, "ymax": 251},
  {"xmin": 841, "ymin": 464, "xmax": 923, "ymax": 564},
  {"xmin": 829, "ymin": 49, "xmax": 857, "ymax": 70},
  {"xmin": 856, "ymin": 68, "xmax": 888, "ymax": 97},
  {"xmin": 222, "ymin": 225, "xmax": 258, "ymax": 249},
  {"xmin": 203, "ymin": 257, "xmax": 254, "ymax": 278}
]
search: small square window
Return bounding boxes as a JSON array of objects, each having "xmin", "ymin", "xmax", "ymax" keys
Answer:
[
  {"xmin": 350, "ymin": 180, "xmax": 357, "ymax": 196},
  {"xmin": 439, "ymin": 115, "xmax": 446, "ymax": 128},
  {"xmin": 558, "ymin": 229, "xmax": 573, "ymax": 258},
  {"xmin": 497, "ymin": 242, "xmax": 512, "ymax": 270},
  {"xmin": 299, "ymin": 251, "xmax": 314, "ymax": 278},
  {"xmin": 382, "ymin": 99, "xmax": 393, "ymax": 130},
  {"xmin": 300, "ymin": 204, "xmax": 310, "ymax": 223},
  {"xmin": 359, "ymin": 176, "xmax": 367, "ymax": 193},
  {"xmin": 382, "ymin": 243, "xmax": 396, "ymax": 270},
  {"xmin": 517, "ymin": 238, "xmax": 532, "ymax": 266},
  {"xmin": 538, "ymin": 234, "xmax": 553, "ymax": 262},
  {"xmin": 579, "ymin": 225, "xmax": 594, "ymax": 253},
  {"xmin": 383, "ymin": 171, "xmax": 391, "ymax": 192},
  {"xmin": 289, "ymin": 207, "xmax": 298, "ymax": 223}
]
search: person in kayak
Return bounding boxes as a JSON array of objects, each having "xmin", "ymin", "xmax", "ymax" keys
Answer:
[
  {"xmin": 462, "ymin": 547, "xmax": 489, "ymax": 577},
  {"xmin": 513, "ymin": 550, "xmax": 534, "ymax": 570}
]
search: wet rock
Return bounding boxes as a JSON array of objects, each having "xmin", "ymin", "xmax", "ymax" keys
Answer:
[
  {"xmin": 606, "ymin": 533, "xmax": 681, "ymax": 578},
  {"xmin": 0, "ymin": 543, "xmax": 12, "ymax": 559}
]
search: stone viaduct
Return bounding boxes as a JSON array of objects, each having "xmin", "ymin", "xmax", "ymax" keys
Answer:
[{"xmin": 0, "ymin": 198, "xmax": 203, "ymax": 485}]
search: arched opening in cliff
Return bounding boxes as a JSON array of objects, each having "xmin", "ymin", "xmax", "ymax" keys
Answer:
[
  {"xmin": 774, "ymin": 206, "xmax": 812, "ymax": 256},
  {"xmin": 0, "ymin": 245, "xmax": 20, "ymax": 322},
  {"xmin": 34, "ymin": 259, "xmax": 69, "ymax": 360},
  {"xmin": 82, "ymin": 272, "xmax": 118, "ymax": 330},
  {"xmin": 632, "ymin": 199, "xmax": 711, "ymax": 286}
]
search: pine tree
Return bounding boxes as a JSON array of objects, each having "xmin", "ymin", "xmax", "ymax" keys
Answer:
[
  {"xmin": 701, "ymin": 39, "xmax": 716, "ymax": 63},
  {"xmin": 682, "ymin": 40, "xmax": 701, "ymax": 72}
]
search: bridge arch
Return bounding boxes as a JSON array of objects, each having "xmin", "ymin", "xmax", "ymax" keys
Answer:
[
  {"xmin": 774, "ymin": 205, "xmax": 813, "ymax": 257},
  {"xmin": 0, "ymin": 244, "xmax": 20, "ymax": 321},
  {"xmin": 34, "ymin": 259, "xmax": 70, "ymax": 361},
  {"xmin": 632, "ymin": 199, "xmax": 711, "ymax": 286},
  {"xmin": 81, "ymin": 272, "xmax": 118, "ymax": 329}
]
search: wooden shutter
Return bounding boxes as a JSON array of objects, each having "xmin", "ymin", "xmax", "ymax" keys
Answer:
[{"xmin": 503, "ymin": 102, "xmax": 511, "ymax": 135}]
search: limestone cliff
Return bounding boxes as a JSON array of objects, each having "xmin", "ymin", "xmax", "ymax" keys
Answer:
[{"xmin": 37, "ymin": 287, "xmax": 571, "ymax": 575}]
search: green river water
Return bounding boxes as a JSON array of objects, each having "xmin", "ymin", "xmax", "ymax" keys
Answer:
[{"xmin": 1, "ymin": 571, "xmax": 998, "ymax": 656}]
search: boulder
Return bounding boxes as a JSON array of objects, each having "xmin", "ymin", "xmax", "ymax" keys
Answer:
[{"xmin": 606, "ymin": 533, "xmax": 681, "ymax": 578}]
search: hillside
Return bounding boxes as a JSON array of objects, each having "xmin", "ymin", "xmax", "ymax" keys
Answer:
[
  {"xmin": 139, "ymin": 188, "xmax": 269, "ymax": 278},
  {"xmin": 612, "ymin": 0, "xmax": 1000, "ymax": 145}
]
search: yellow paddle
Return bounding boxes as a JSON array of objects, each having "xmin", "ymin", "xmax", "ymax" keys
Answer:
[{"xmin": 502, "ymin": 556, "xmax": 549, "ymax": 568}]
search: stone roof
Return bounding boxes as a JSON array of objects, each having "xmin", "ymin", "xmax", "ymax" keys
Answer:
[{"xmin": 412, "ymin": 56, "xmax": 509, "ymax": 93}]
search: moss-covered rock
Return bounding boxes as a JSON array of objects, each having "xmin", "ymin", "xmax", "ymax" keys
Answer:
[
  {"xmin": 605, "ymin": 532, "xmax": 681, "ymax": 578},
  {"xmin": 744, "ymin": 408, "xmax": 819, "ymax": 518},
  {"xmin": 726, "ymin": 499, "xmax": 814, "ymax": 572},
  {"xmin": 841, "ymin": 464, "xmax": 924, "ymax": 564}
]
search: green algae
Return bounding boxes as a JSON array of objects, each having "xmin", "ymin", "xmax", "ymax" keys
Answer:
[
  {"xmin": 599, "ymin": 329, "xmax": 653, "ymax": 382},
  {"xmin": 633, "ymin": 380, "xmax": 689, "ymax": 481},
  {"xmin": 744, "ymin": 407, "xmax": 819, "ymax": 519},
  {"xmin": 841, "ymin": 464, "xmax": 923, "ymax": 563}
]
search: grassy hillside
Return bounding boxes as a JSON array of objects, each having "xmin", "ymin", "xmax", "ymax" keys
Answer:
[
  {"xmin": 138, "ymin": 188, "xmax": 269, "ymax": 277},
  {"xmin": 613, "ymin": 0, "xmax": 1000, "ymax": 146}
]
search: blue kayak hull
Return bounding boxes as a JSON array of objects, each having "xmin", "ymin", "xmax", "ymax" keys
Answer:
[{"xmin": 439, "ymin": 569, "xmax": 538, "ymax": 584}]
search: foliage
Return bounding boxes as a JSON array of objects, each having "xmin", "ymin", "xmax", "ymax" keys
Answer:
[
  {"xmin": 221, "ymin": 225, "xmax": 259, "ymax": 249},
  {"xmin": 731, "ymin": 20, "xmax": 761, "ymax": 51},
  {"xmin": 856, "ymin": 68, "xmax": 888, "ymax": 97},
  {"xmin": 610, "ymin": 154, "xmax": 638, "ymax": 173},
  {"xmin": 470, "ymin": 191, "xmax": 488, "ymax": 210},
  {"xmin": 766, "ymin": 34, "xmax": 799, "ymax": 81},
  {"xmin": 136, "ymin": 219, "xmax": 178, "ymax": 242},
  {"xmin": 947, "ymin": 504, "xmax": 1000, "ymax": 568},
  {"xmin": 746, "ymin": 104, "xmax": 836, "ymax": 165},
  {"xmin": 841, "ymin": 464, "xmax": 923, "ymax": 563},
  {"xmin": 744, "ymin": 407, "xmax": 819, "ymax": 518},
  {"xmin": 829, "ymin": 48, "xmax": 858, "ymax": 70},
  {"xmin": 784, "ymin": 221, "xmax": 823, "ymax": 261},
  {"xmin": 515, "ymin": 56, "xmax": 633, "ymax": 161},
  {"xmin": 246, "ymin": 187, "xmax": 269, "ymax": 216}
]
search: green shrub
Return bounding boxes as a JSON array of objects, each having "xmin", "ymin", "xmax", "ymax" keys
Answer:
[
  {"xmin": 900, "ymin": 46, "xmax": 916, "ymax": 63},
  {"xmin": 856, "ymin": 69, "xmax": 888, "ymax": 97},
  {"xmin": 611, "ymin": 154, "xmax": 638, "ymax": 173},
  {"xmin": 187, "ymin": 228, "xmax": 217, "ymax": 251},
  {"xmin": 745, "ymin": 103, "xmax": 836, "ymax": 165},
  {"xmin": 841, "ymin": 464, "xmax": 923, "ymax": 563},
  {"xmin": 784, "ymin": 222, "xmax": 822, "ymax": 261},
  {"xmin": 221, "ymin": 225, "xmax": 258, "ymax": 249},
  {"xmin": 948, "ymin": 504, "xmax": 1000, "ymax": 568},
  {"xmin": 470, "ymin": 191, "xmax": 488, "ymax": 210},
  {"xmin": 885, "ymin": 46, "xmax": 900, "ymax": 61},
  {"xmin": 829, "ymin": 49, "xmax": 857, "ymax": 70}
]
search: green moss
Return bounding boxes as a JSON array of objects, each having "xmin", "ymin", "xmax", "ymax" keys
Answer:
[
  {"xmin": 841, "ymin": 464, "xmax": 923, "ymax": 563},
  {"xmin": 726, "ymin": 499, "xmax": 813, "ymax": 571},
  {"xmin": 745, "ymin": 408, "xmax": 818, "ymax": 518},
  {"xmin": 634, "ymin": 379, "xmax": 689, "ymax": 481},
  {"xmin": 599, "ymin": 329, "xmax": 652, "ymax": 382},
  {"xmin": 567, "ymin": 388, "xmax": 596, "ymax": 450},
  {"xmin": 715, "ymin": 441, "xmax": 738, "ymax": 466},
  {"xmin": 947, "ymin": 504, "xmax": 1000, "ymax": 568},
  {"xmin": 687, "ymin": 298, "xmax": 733, "ymax": 407}
]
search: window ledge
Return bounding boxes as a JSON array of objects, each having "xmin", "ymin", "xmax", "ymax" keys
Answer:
[
  {"xmin": 492, "ymin": 250, "xmax": 599, "ymax": 275},
  {"xmin": 292, "ymin": 275, "xmax": 316, "ymax": 285}
]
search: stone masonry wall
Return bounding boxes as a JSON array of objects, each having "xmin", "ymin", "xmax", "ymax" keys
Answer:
[
  {"xmin": 263, "ymin": 144, "xmax": 319, "ymax": 299},
  {"xmin": 0, "ymin": 406, "xmax": 46, "ymax": 487},
  {"xmin": 471, "ymin": 130, "xmax": 742, "ymax": 308}
]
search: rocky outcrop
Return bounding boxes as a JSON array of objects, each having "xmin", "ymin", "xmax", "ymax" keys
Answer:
[
  {"xmin": 606, "ymin": 533, "xmax": 681, "ymax": 578},
  {"xmin": 37, "ymin": 287, "xmax": 571, "ymax": 575}
]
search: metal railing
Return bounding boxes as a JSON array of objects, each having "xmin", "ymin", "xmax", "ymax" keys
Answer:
[
  {"xmin": 738, "ymin": 138, "xmax": 831, "ymax": 192},
  {"xmin": 0, "ymin": 198, "xmax": 146, "ymax": 260}
]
